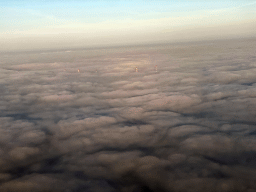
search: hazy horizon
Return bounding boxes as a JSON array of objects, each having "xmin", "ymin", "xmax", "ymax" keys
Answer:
[{"xmin": 1, "ymin": 0, "xmax": 256, "ymax": 51}]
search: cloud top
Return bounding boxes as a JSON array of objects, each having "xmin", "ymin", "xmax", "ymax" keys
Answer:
[{"xmin": 0, "ymin": 38, "xmax": 256, "ymax": 191}]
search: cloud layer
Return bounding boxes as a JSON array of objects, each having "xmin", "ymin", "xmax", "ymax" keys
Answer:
[{"xmin": 0, "ymin": 38, "xmax": 256, "ymax": 192}]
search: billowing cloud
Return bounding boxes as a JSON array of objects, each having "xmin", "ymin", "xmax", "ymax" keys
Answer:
[{"xmin": 0, "ymin": 38, "xmax": 256, "ymax": 191}]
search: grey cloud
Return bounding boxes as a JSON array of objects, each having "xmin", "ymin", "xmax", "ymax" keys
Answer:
[{"xmin": 0, "ymin": 38, "xmax": 256, "ymax": 192}]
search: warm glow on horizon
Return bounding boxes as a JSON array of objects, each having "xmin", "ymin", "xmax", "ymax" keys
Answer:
[{"xmin": 0, "ymin": 0, "xmax": 255, "ymax": 51}]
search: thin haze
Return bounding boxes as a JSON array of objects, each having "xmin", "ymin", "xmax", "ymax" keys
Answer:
[{"xmin": 0, "ymin": 0, "xmax": 256, "ymax": 51}]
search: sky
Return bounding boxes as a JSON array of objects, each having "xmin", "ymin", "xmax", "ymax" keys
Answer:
[{"xmin": 0, "ymin": 0, "xmax": 256, "ymax": 51}]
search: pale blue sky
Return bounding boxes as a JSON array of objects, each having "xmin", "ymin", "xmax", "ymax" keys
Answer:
[{"xmin": 0, "ymin": 0, "xmax": 255, "ymax": 51}]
